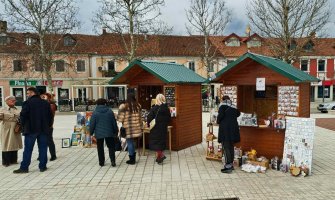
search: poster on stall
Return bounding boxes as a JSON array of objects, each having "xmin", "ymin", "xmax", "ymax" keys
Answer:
[
  {"xmin": 256, "ymin": 78, "xmax": 265, "ymax": 91},
  {"xmin": 282, "ymin": 117, "xmax": 315, "ymax": 175}
]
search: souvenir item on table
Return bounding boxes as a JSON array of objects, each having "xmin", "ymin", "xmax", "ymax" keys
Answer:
[
  {"xmin": 71, "ymin": 133, "xmax": 82, "ymax": 146},
  {"xmin": 85, "ymin": 112, "xmax": 93, "ymax": 127},
  {"xmin": 274, "ymin": 119, "xmax": 286, "ymax": 129},
  {"xmin": 169, "ymin": 107, "xmax": 177, "ymax": 117},
  {"xmin": 62, "ymin": 138, "xmax": 71, "ymax": 148},
  {"xmin": 238, "ymin": 112, "xmax": 257, "ymax": 127},
  {"xmin": 76, "ymin": 112, "xmax": 86, "ymax": 125}
]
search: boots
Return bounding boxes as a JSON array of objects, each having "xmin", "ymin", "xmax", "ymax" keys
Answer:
[{"xmin": 126, "ymin": 153, "xmax": 136, "ymax": 165}]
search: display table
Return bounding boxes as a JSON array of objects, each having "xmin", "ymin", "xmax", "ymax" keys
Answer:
[
  {"xmin": 236, "ymin": 126, "xmax": 285, "ymax": 159},
  {"xmin": 142, "ymin": 126, "xmax": 173, "ymax": 156}
]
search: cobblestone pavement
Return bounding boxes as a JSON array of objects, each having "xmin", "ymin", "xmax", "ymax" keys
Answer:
[{"xmin": 0, "ymin": 113, "xmax": 335, "ymax": 200}]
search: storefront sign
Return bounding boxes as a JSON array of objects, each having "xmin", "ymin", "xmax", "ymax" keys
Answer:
[
  {"xmin": 256, "ymin": 78, "xmax": 265, "ymax": 91},
  {"xmin": 43, "ymin": 80, "xmax": 63, "ymax": 87},
  {"xmin": 9, "ymin": 80, "xmax": 37, "ymax": 86}
]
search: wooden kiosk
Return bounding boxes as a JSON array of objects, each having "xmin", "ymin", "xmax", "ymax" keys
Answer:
[
  {"xmin": 210, "ymin": 53, "xmax": 318, "ymax": 159},
  {"xmin": 110, "ymin": 60, "xmax": 206, "ymax": 150}
]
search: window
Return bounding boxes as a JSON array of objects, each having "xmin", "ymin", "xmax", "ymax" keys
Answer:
[
  {"xmin": 107, "ymin": 60, "xmax": 115, "ymax": 71},
  {"xmin": 247, "ymin": 38, "xmax": 261, "ymax": 48},
  {"xmin": 56, "ymin": 60, "xmax": 65, "ymax": 72},
  {"xmin": 303, "ymin": 41, "xmax": 314, "ymax": 51},
  {"xmin": 13, "ymin": 60, "xmax": 25, "ymax": 71},
  {"xmin": 34, "ymin": 63, "xmax": 43, "ymax": 71},
  {"xmin": 300, "ymin": 60, "xmax": 309, "ymax": 71},
  {"xmin": 225, "ymin": 37, "xmax": 240, "ymax": 47},
  {"xmin": 208, "ymin": 63, "xmax": 214, "ymax": 72},
  {"xmin": 227, "ymin": 59, "xmax": 235, "ymax": 65},
  {"xmin": 318, "ymin": 86, "xmax": 330, "ymax": 98},
  {"xmin": 64, "ymin": 36, "xmax": 76, "ymax": 46},
  {"xmin": 188, "ymin": 61, "xmax": 195, "ymax": 71},
  {"xmin": 25, "ymin": 37, "xmax": 37, "ymax": 45},
  {"xmin": 0, "ymin": 36, "xmax": 9, "ymax": 45},
  {"xmin": 318, "ymin": 60, "xmax": 326, "ymax": 72},
  {"xmin": 289, "ymin": 41, "xmax": 297, "ymax": 50},
  {"xmin": 76, "ymin": 60, "xmax": 85, "ymax": 72}
]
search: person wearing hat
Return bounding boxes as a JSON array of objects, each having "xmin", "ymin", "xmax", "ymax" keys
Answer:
[{"xmin": 0, "ymin": 96, "xmax": 23, "ymax": 167}]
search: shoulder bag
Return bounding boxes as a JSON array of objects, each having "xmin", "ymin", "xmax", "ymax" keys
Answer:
[{"xmin": 149, "ymin": 106, "xmax": 161, "ymax": 130}]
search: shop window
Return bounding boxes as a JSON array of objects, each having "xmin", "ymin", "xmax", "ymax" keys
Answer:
[
  {"xmin": 318, "ymin": 86, "xmax": 330, "ymax": 98},
  {"xmin": 188, "ymin": 61, "xmax": 195, "ymax": 71},
  {"xmin": 76, "ymin": 60, "xmax": 85, "ymax": 72},
  {"xmin": 13, "ymin": 60, "xmax": 26, "ymax": 71},
  {"xmin": 300, "ymin": 60, "xmax": 309, "ymax": 71},
  {"xmin": 225, "ymin": 37, "xmax": 240, "ymax": 46},
  {"xmin": 64, "ymin": 36, "xmax": 76, "ymax": 46},
  {"xmin": 318, "ymin": 60, "xmax": 326, "ymax": 72},
  {"xmin": 107, "ymin": 60, "xmax": 115, "ymax": 71},
  {"xmin": 56, "ymin": 60, "xmax": 65, "ymax": 72}
]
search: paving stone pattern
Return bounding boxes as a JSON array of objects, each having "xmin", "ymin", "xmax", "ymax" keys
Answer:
[{"xmin": 0, "ymin": 114, "xmax": 335, "ymax": 200}]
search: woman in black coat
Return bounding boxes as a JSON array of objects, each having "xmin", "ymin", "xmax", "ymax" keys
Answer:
[
  {"xmin": 147, "ymin": 94, "xmax": 171, "ymax": 164},
  {"xmin": 217, "ymin": 96, "xmax": 241, "ymax": 173}
]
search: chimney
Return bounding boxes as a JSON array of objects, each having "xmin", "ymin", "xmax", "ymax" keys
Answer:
[
  {"xmin": 102, "ymin": 26, "xmax": 107, "ymax": 34},
  {"xmin": 0, "ymin": 21, "xmax": 7, "ymax": 33}
]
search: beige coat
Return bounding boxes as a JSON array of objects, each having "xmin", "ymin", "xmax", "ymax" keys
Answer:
[
  {"xmin": 117, "ymin": 103, "xmax": 143, "ymax": 138},
  {"xmin": 0, "ymin": 106, "xmax": 23, "ymax": 151}
]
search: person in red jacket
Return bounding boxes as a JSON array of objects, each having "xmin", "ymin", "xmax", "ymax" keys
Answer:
[{"xmin": 41, "ymin": 93, "xmax": 57, "ymax": 161}]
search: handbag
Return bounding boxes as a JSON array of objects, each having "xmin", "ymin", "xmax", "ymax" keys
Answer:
[
  {"xmin": 14, "ymin": 122, "xmax": 22, "ymax": 134},
  {"xmin": 114, "ymin": 137, "xmax": 122, "ymax": 151},
  {"xmin": 149, "ymin": 106, "xmax": 160, "ymax": 130},
  {"xmin": 120, "ymin": 127, "xmax": 126, "ymax": 138}
]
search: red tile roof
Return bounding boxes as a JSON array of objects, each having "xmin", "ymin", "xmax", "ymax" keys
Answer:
[{"xmin": 1, "ymin": 31, "xmax": 335, "ymax": 58}]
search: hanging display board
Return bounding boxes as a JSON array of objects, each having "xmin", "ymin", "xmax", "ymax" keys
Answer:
[
  {"xmin": 219, "ymin": 85, "xmax": 237, "ymax": 106},
  {"xmin": 278, "ymin": 86, "xmax": 299, "ymax": 116},
  {"xmin": 282, "ymin": 117, "xmax": 315, "ymax": 175},
  {"xmin": 164, "ymin": 86, "xmax": 176, "ymax": 107}
]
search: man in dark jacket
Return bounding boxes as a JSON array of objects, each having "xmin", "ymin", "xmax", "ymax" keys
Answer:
[
  {"xmin": 217, "ymin": 96, "xmax": 240, "ymax": 173},
  {"xmin": 89, "ymin": 98, "xmax": 119, "ymax": 167},
  {"xmin": 13, "ymin": 87, "xmax": 52, "ymax": 173}
]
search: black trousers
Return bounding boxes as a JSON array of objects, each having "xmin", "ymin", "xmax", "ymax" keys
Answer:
[
  {"xmin": 223, "ymin": 140, "xmax": 234, "ymax": 167},
  {"xmin": 97, "ymin": 137, "xmax": 115, "ymax": 165},
  {"xmin": 47, "ymin": 128, "xmax": 56, "ymax": 158},
  {"xmin": 2, "ymin": 151, "xmax": 18, "ymax": 165}
]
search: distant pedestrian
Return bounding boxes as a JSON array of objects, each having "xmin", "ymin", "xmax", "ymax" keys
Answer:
[
  {"xmin": 117, "ymin": 93, "xmax": 142, "ymax": 165},
  {"xmin": 40, "ymin": 93, "xmax": 57, "ymax": 161},
  {"xmin": 89, "ymin": 98, "xmax": 119, "ymax": 167},
  {"xmin": 215, "ymin": 96, "xmax": 220, "ymax": 108},
  {"xmin": 0, "ymin": 96, "xmax": 23, "ymax": 167},
  {"xmin": 13, "ymin": 87, "xmax": 52, "ymax": 174},
  {"xmin": 147, "ymin": 94, "xmax": 171, "ymax": 164},
  {"xmin": 217, "ymin": 95, "xmax": 240, "ymax": 173}
]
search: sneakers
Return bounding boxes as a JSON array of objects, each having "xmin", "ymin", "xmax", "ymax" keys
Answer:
[
  {"xmin": 13, "ymin": 169, "xmax": 28, "ymax": 174},
  {"xmin": 221, "ymin": 167, "xmax": 233, "ymax": 173},
  {"xmin": 40, "ymin": 168, "xmax": 48, "ymax": 172}
]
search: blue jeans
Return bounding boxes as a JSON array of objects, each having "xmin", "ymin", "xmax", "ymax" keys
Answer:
[
  {"xmin": 126, "ymin": 138, "xmax": 135, "ymax": 156},
  {"xmin": 20, "ymin": 133, "xmax": 48, "ymax": 170}
]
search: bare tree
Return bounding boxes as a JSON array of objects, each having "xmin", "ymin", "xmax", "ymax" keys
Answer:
[
  {"xmin": 94, "ymin": 0, "xmax": 172, "ymax": 62},
  {"xmin": 1, "ymin": 0, "xmax": 80, "ymax": 92},
  {"xmin": 247, "ymin": 0, "xmax": 331, "ymax": 63},
  {"xmin": 186, "ymin": 0, "xmax": 231, "ymax": 78}
]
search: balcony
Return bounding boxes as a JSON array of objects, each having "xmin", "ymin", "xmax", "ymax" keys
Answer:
[{"xmin": 102, "ymin": 70, "xmax": 118, "ymax": 77}]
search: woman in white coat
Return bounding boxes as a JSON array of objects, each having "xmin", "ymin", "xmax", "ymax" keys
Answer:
[{"xmin": 0, "ymin": 96, "xmax": 23, "ymax": 167}]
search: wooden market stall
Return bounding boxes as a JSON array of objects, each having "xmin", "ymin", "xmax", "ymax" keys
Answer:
[
  {"xmin": 210, "ymin": 52, "xmax": 319, "ymax": 159},
  {"xmin": 110, "ymin": 60, "xmax": 206, "ymax": 150}
]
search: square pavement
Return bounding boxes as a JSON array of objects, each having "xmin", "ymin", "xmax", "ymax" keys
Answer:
[{"xmin": 1, "ymin": 113, "xmax": 335, "ymax": 200}]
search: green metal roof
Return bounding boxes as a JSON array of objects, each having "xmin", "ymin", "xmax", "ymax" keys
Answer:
[
  {"xmin": 209, "ymin": 52, "xmax": 319, "ymax": 83},
  {"xmin": 110, "ymin": 60, "xmax": 206, "ymax": 84}
]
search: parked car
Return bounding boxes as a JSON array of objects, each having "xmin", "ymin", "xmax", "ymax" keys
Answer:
[{"xmin": 317, "ymin": 102, "xmax": 335, "ymax": 113}]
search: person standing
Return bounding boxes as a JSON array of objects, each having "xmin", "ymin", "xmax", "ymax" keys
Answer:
[
  {"xmin": 0, "ymin": 96, "xmax": 23, "ymax": 167},
  {"xmin": 147, "ymin": 94, "xmax": 171, "ymax": 164},
  {"xmin": 117, "ymin": 93, "xmax": 142, "ymax": 165},
  {"xmin": 13, "ymin": 87, "xmax": 52, "ymax": 173},
  {"xmin": 89, "ymin": 98, "xmax": 119, "ymax": 167},
  {"xmin": 217, "ymin": 95, "xmax": 241, "ymax": 173},
  {"xmin": 40, "ymin": 93, "xmax": 57, "ymax": 161}
]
